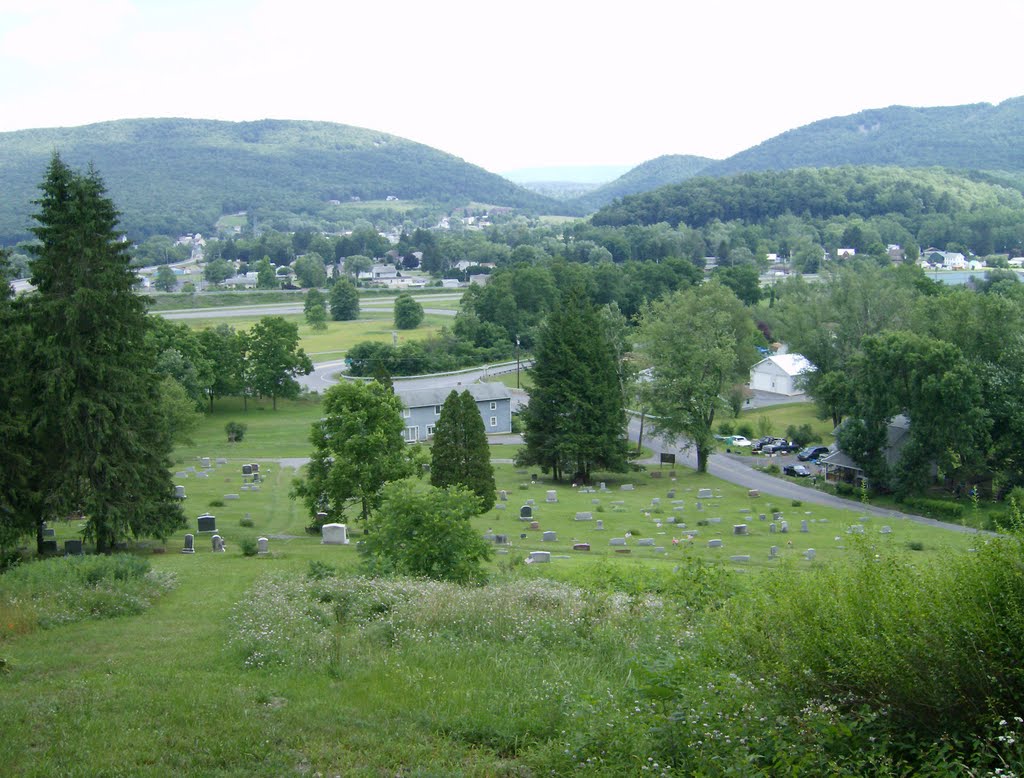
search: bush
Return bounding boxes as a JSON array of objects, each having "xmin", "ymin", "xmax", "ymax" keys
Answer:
[
  {"xmin": 209, "ymin": 499, "xmax": 224, "ymax": 508},
  {"xmin": 239, "ymin": 516, "xmax": 254, "ymax": 528},
  {"xmin": 836, "ymin": 482, "xmax": 856, "ymax": 497},
  {"xmin": 791, "ymin": 499, "xmax": 802, "ymax": 507},
  {"xmin": 902, "ymin": 497, "xmax": 964, "ymax": 520},
  {"xmin": 225, "ymin": 421, "xmax": 247, "ymax": 443},
  {"xmin": 786, "ymin": 423, "xmax": 819, "ymax": 447},
  {"xmin": 736, "ymin": 423, "xmax": 754, "ymax": 438},
  {"xmin": 239, "ymin": 537, "xmax": 258, "ymax": 557},
  {"xmin": 717, "ymin": 421, "xmax": 735, "ymax": 436}
]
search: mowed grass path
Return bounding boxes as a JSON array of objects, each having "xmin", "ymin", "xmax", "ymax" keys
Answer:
[{"xmin": 0, "ymin": 399, "xmax": 981, "ymax": 775}]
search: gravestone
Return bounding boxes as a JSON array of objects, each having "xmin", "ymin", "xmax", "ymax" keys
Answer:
[
  {"xmin": 526, "ymin": 499, "xmax": 535, "ymax": 507},
  {"xmin": 651, "ymin": 470, "xmax": 662, "ymax": 479},
  {"xmin": 730, "ymin": 555, "xmax": 751, "ymax": 563},
  {"xmin": 216, "ymin": 457, "xmax": 228, "ymax": 465},
  {"xmin": 251, "ymin": 463, "xmax": 259, "ymax": 474},
  {"xmin": 880, "ymin": 526, "xmax": 893, "ymax": 534},
  {"xmin": 181, "ymin": 534, "xmax": 195, "ymax": 554},
  {"xmin": 620, "ymin": 484, "xmax": 635, "ymax": 491},
  {"xmin": 482, "ymin": 533, "xmax": 496, "ymax": 542},
  {"xmin": 614, "ymin": 548, "xmax": 631, "ymax": 554},
  {"xmin": 773, "ymin": 511, "xmax": 783, "ymax": 521},
  {"xmin": 529, "ymin": 551, "xmax": 550, "ymax": 563},
  {"xmin": 697, "ymin": 488, "xmax": 713, "ymax": 499},
  {"xmin": 197, "ymin": 471, "xmax": 209, "ymax": 479},
  {"xmin": 542, "ymin": 530, "xmax": 557, "ymax": 542},
  {"xmin": 800, "ymin": 520, "xmax": 809, "ymax": 533},
  {"xmin": 707, "ymin": 539, "xmax": 723, "ymax": 548},
  {"xmin": 520, "ymin": 505, "xmax": 533, "ymax": 520},
  {"xmin": 211, "ymin": 535, "xmax": 225, "ymax": 552},
  {"xmin": 637, "ymin": 538, "xmax": 655, "ymax": 546},
  {"xmin": 321, "ymin": 523, "xmax": 349, "ymax": 545},
  {"xmin": 546, "ymin": 490, "xmax": 558, "ymax": 503},
  {"xmin": 708, "ymin": 517, "xmax": 721, "ymax": 524},
  {"xmin": 495, "ymin": 504, "xmax": 506, "ymax": 511},
  {"xmin": 43, "ymin": 527, "xmax": 56, "ymax": 538},
  {"xmin": 780, "ymin": 520, "xmax": 789, "ymax": 533},
  {"xmin": 64, "ymin": 539, "xmax": 83, "ymax": 556},
  {"xmin": 592, "ymin": 498, "xmax": 601, "ymax": 505},
  {"xmin": 651, "ymin": 498, "xmax": 661, "ymax": 507},
  {"xmin": 595, "ymin": 520, "xmax": 604, "ymax": 530},
  {"xmin": 257, "ymin": 537, "xmax": 269, "ymax": 555},
  {"xmin": 316, "ymin": 512, "xmax": 328, "ymax": 525},
  {"xmin": 599, "ymin": 482, "xmax": 607, "ymax": 491},
  {"xmin": 499, "ymin": 490, "xmax": 507, "ymax": 502},
  {"xmin": 242, "ymin": 464, "xmax": 252, "ymax": 476},
  {"xmin": 667, "ymin": 489, "xmax": 676, "ymax": 498},
  {"xmin": 529, "ymin": 521, "xmax": 540, "ymax": 531},
  {"xmin": 224, "ymin": 494, "xmax": 240, "ymax": 501},
  {"xmin": 769, "ymin": 522, "xmax": 777, "ymax": 533},
  {"xmin": 494, "ymin": 534, "xmax": 509, "ymax": 545},
  {"xmin": 574, "ymin": 511, "xmax": 593, "ymax": 521},
  {"xmin": 769, "ymin": 545, "xmax": 778, "ymax": 558},
  {"xmin": 41, "ymin": 540, "xmax": 58, "ymax": 554},
  {"xmin": 733, "ymin": 524, "xmax": 748, "ymax": 535},
  {"xmin": 241, "ymin": 484, "xmax": 250, "ymax": 492},
  {"xmin": 573, "ymin": 543, "xmax": 590, "ymax": 551},
  {"xmin": 174, "ymin": 485, "xmax": 186, "ymax": 499},
  {"xmin": 804, "ymin": 548, "xmax": 816, "ymax": 561},
  {"xmin": 185, "ymin": 466, "xmax": 196, "ymax": 474},
  {"xmin": 197, "ymin": 514, "xmax": 217, "ymax": 533},
  {"xmin": 174, "ymin": 471, "xmax": 188, "ymax": 479},
  {"xmin": 759, "ymin": 513, "xmax": 767, "ymax": 521},
  {"xmin": 696, "ymin": 501, "xmax": 703, "ymax": 511},
  {"xmin": 520, "ymin": 533, "xmax": 527, "ymax": 540},
  {"xmin": 654, "ymin": 546, "xmax": 666, "ymax": 554},
  {"xmin": 748, "ymin": 489, "xmax": 759, "ymax": 498},
  {"xmin": 667, "ymin": 517, "xmax": 676, "ymax": 523},
  {"xmin": 609, "ymin": 537, "xmax": 627, "ymax": 546},
  {"xmin": 738, "ymin": 508, "xmax": 751, "ymax": 514},
  {"xmin": 850, "ymin": 525, "xmax": 865, "ymax": 535},
  {"xmin": 201, "ymin": 457, "xmax": 211, "ymax": 469}
]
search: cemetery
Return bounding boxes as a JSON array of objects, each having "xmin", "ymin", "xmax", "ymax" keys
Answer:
[{"xmin": 0, "ymin": 408, "xmax": 1012, "ymax": 777}]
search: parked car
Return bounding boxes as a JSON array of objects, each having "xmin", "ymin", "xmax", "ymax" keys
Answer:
[
  {"xmin": 783, "ymin": 463, "xmax": 811, "ymax": 477},
  {"xmin": 764, "ymin": 440, "xmax": 799, "ymax": 455},
  {"xmin": 797, "ymin": 445, "xmax": 831, "ymax": 461},
  {"xmin": 752, "ymin": 436, "xmax": 785, "ymax": 452},
  {"xmin": 728, "ymin": 435, "xmax": 752, "ymax": 447}
]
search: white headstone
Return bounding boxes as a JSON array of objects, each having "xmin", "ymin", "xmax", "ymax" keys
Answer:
[
  {"xmin": 804, "ymin": 548, "xmax": 816, "ymax": 561},
  {"xmin": 595, "ymin": 519, "xmax": 604, "ymax": 530},
  {"xmin": 211, "ymin": 534, "xmax": 225, "ymax": 552},
  {"xmin": 201, "ymin": 457, "xmax": 211, "ymax": 469},
  {"xmin": 174, "ymin": 485, "xmax": 186, "ymax": 499},
  {"xmin": 499, "ymin": 490, "xmax": 507, "ymax": 501},
  {"xmin": 637, "ymin": 538, "xmax": 655, "ymax": 546},
  {"xmin": 880, "ymin": 526, "xmax": 893, "ymax": 534},
  {"xmin": 697, "ymin": 488, "xmax": 713, "ymax": 499},
  {"xmin": 620, "ymin": 484, "xmax": 635, "ymax": 491},
  {"xmin": 529, "ymin": 550, "xmax": 551, "ymax": 563},
  {"xmin": 769, "ymin": 522, "xmax": 777, "ymax": 533},
  {"xmin": 321, "ymin": 523, "xmax": 349, "ymax": 545},
  {"xmin": 545, "ymin": 490, "xmax": 558, "ymax": 503},
  {"xmin": 609, "ymin": 537, "xmax": 627, "ymax": 546},
  {"xmin": 574, "ymin": 511, "xmax": 593, "ymax": 521},
  {"xmin": 257, "ymin": 537, "xmax": 269, "ymax": 554},
  {"xmin": 730, "ymin": 555, "xmax": 750, "ymax": 562},
  {"xmin": 707, "ymin": 539, "xmax": 723, "ymax": 548},
  {"xmin": 780, "ymin": 520, "xmax": 789, "ymax": 533},
  {"xmin": 769, "ymin": 545, "xmax": 778, "ymax": 558},
  {"xmin": 542, "ymin": 530, "xmax": 557, "ymax": 542},
  {"xmin": 800, "ymin": 520, "xmax": 809, "ymax": 533}
]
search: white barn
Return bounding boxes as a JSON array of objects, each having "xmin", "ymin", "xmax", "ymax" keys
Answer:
[{"xmin": 749, "ymin": 353, "xmax": 814, "ymax": 396}]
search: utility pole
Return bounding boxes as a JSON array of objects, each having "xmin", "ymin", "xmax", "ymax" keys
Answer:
[{"xmin": 515, "ymin": 335, "xmax": 520, "ymax": 389}]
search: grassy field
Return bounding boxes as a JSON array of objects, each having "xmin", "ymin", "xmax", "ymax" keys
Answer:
[{"xmin": 0, "ymin": 398, "xmax": 1002, "ymax": 775}]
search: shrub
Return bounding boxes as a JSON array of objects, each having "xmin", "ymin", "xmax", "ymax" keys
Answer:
[
  {"xmin": 836, "ymin": 482, "xmax": 856, "ymax": 496},
  {"xmin": 786, "ymin": 423, "xmax": 818, "ymax": 447},
  {"xmin": 906, "ymin": 540, "xmax": 925, "ymax": 551},
  {"xmin": 209, "ymin": 499, "xmax": 224, "ymax": 508},
  {"xmin": 902, "ymin": 497, "xmax": 964, "ymax": 520},
  {"xmin": 736, "ymin": 422, "xmax": 754, "ymax": 438},
  {"xmin": 791, "ymin": 499, "xmax": 802, "ymax": 507},
  {"xmin": 239, "ymin": 516, "xmax": 254, "ymax": 528},
  {"xmin": 717, "ymin": 421, "xmax": 734, "ymax": 436},
  {"xmin": 239, "ymin": 537, "xmax": 258, "ymax": 557},
  {"xmin": 225, "ymin": 421, "xmax": 247, "ymax": 443}
]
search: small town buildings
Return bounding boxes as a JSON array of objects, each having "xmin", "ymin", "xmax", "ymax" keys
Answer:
[
  {"xmin": 749, "ymin": 353, "xmax": 814, "ymax": 396},
  {"xmin": 395, "ymin": 383, "xmax": 512, "ymax": 443}
]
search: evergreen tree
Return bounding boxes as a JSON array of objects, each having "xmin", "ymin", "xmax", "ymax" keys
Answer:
[
  {"xmin": 22, "ymin": 155, "xmax": 185, "ymax": 552},
  {"xmin": 430, "ymin": 390, "xmax": 496, "ymax": 511},
  {"xmin": 517, "ymin": 288, "xmax": 630, "ymax": 482},
  {"xmin": 394, "ymin": 292, "xmax": 424, "ymax": 329},
  {"xmin": 330, "ymin": 277, "xmax": 359, "ymax": 320}
]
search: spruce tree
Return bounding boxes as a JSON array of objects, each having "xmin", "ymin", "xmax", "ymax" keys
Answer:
[
  {"xmin": 517, "ymin": 288, "xmax": 630, "ymax": 482},
  {"xmin": 430, "ymin": 390, "xmax": 496, "ymax": 512},
  {"xmin": 23, "ymin": 155, "xmax": 185, "ymax": 552}
]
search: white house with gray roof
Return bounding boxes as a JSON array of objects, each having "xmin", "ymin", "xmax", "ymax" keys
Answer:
[
  {"xmin": 749, "ymin": 353, "xmax": 815, "ymax": 396},
  {"xmin": 395, "ymin": 383, "xmax": 513, "ymax": 443}
]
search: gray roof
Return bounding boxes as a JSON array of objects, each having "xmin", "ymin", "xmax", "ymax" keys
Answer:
[{"xmin": 397, "ymin": 383, "xmax": 512, "ymax": 409}]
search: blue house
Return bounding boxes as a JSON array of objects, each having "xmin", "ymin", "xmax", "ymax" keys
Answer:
[{"xmin": 396, "ymin": 384, "xmax": 513, "ymax": 443}]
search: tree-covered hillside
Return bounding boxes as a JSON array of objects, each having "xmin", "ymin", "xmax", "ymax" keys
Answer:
[
  {"xmin": 706, "ymin": 97, "xmax": 1024, "ymax": 176},
  {"xmin": 591, "ymin": 166, "xmax": 1024, "ymax": 256},
  {"xmin": 0, "ymin": 119, "xmax": 563, "ymax": 243},
  {"xmin": 569, "ymin": 154, "xmax": 713, "ymax": 212}
]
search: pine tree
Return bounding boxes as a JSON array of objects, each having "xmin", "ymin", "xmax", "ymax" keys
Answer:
[
  {"xmin": 517, "ymin": 288, "xmax": 630, "ymax": 482},
  {"xmin": 430, "ymin": 390, "xmax": 496, "ymax": 512},
  {"xmin": 22, "ymin": 155, "xmax": 185, "ymax": 552}
]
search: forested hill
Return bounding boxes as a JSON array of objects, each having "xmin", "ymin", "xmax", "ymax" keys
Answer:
[
  {"xmin": 0, "ymin": 118, "xmax": 563, "ymax": 243},
  {"xmin": 704, "ymin": 98, "xmax": 1024, "ymax": 176},
  {"xmin": 569, "ymin": 154, "xmax": 714, "ymax": 212},
  {"xmin": 590, "ymin": 167, "xmax": 1024, "ymax": 253}
]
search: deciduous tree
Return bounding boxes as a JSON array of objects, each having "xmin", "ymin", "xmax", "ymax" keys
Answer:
[
  {"xmin": 291, "ymin": 380, "xmax": 415, "ymax": 522},
  {"xmin": 246, "ymin": 316, "xmax": 313, "ymax": 409},
  {"xmin": 394, "ymin": 292, "xmax": 424, "ymax": 329},
  {"xmin": 330, "ymin": 277, "xmax": 359, "ymax": 320}
]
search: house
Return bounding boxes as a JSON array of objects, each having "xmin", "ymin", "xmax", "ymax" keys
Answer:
[
  {"xmin": 395, "ymin": 383, "xmax": 513, "ymax": 443},
  {"xmin": 836, "ymin": 248, "xmax": 856, "ymax": 258},
  {"xmin": 748, "ymin": 353, "xmax": 814, "ymax": 396},
  {"xmin": 819, "ymin": 415, "xmax": 911, "ymax": 486}
]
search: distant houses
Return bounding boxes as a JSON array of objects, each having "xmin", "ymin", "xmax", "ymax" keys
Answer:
[{"xmin": 749, "ymin": 353, "xmax": 814, "ymax": 396}]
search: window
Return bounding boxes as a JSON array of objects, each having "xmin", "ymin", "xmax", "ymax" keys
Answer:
[
  {"xmin": 434, "ymin": 405, "xmax": 442, "ymax": 415},
  {"xmin": 402, "ymin": 408, "xmax": 411, "ymax": 418},
  {"xmin": 426, "ymin": 424, "xmax": 435, "ymax": 437},
  {"xmin": 403, "ymin": 426, "xmax": 418, "ymax": 443},
  {"xmin": 489, "ymin": 416, "xmax": 497, "ymax": 427},
  {"xmin": 489, "ymin": 401, "xmax": 497, "ymax": 410}
]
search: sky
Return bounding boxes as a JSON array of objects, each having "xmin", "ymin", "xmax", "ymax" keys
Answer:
[{"xmin": 1, "ymin": 0, "xmax": 1022, "ymax": 175}]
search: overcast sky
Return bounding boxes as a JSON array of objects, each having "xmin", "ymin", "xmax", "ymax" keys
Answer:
[{"xmin": 1, "ymin": 0, "xmax": 1021, "ymax": 174}]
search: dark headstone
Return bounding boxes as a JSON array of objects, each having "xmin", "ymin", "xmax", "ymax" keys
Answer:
[
  {"xmin": 197, "ymin": 514, "xmax": 217, "ymax": 533},
  {"xmin": 64, "ymin": 539, "xmax": 83, "ymax": 556},
  {"xmin": 41, "ymin": 540, "xmax": 59, "ymax": 554}
]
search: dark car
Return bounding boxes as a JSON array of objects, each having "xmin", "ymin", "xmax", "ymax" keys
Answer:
[
  {"xmin": 783, "ymin": 463, "xmax": 811, "ymax": 477},
  {"xmin": 763, "ymin": 440, "xmax": 799, "ymax": 455},
  {"xmin": 797, "ymin": 445, "xmax": 831, "ymax": 461},
  {"xmin": 752, "ymin": 436, "xmax": 786, "ymax": 452}
]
